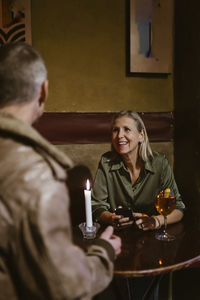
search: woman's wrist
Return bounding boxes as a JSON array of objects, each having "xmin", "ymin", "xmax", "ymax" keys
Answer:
[{"xmin": 153, "ymin": 216, "xmax": 162, "ymax": 229}]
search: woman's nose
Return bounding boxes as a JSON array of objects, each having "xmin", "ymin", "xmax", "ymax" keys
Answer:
[{"xmin": 118, "ymin": 129, "xmax": 124, "ymax": 138}]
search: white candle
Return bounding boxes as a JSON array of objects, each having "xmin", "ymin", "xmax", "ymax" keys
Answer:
[{"xmin": 84, "ymin": 179, "xmax": 93, "ymax": 228}]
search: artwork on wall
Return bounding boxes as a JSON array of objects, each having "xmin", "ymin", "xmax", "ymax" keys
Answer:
[
  {"xmin": 0, "ymin": 0, "xmax": 31, "ymax": 46},
  {"xmin": 130, "ymin": 0, "xmax": 173, "ymax": 74}
]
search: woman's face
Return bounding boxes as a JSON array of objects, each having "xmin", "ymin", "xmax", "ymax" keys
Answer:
[{"xmin": 112, "ymin": 116, "xmax": 144, "ymax": 157}]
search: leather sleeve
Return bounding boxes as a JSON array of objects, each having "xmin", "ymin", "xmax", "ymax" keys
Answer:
[{"xmin": 0, "ymin": 141, "xmax": 114, "ymax": 300}]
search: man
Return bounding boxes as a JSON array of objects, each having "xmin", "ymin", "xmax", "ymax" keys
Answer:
[{"xmin": 0, "ymin": 42, "xmax": 121, "ymax": 300}]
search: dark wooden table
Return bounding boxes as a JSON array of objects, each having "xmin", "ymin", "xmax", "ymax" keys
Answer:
[{"xmin": 73, "ymin": 216, "xmax": 200, "ymax": 278}]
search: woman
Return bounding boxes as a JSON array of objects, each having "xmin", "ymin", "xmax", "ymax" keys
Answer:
[{"xmin": 92, "ymin": 110, "xmax": 185, "ymax": 231}]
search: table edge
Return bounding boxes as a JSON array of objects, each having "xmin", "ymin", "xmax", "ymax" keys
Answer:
[{"xmin": 114, "ymin": 255, "xmax": 200, "ymax": 277}]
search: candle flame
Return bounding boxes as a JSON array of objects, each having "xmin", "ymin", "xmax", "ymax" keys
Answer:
[{"xmin": 86, "ymin": 179, "xmax": 90, "ymax": 190}]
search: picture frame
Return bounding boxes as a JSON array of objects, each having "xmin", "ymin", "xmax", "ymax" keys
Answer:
[
  {"xmin": 0, "ymin": 0, "xmax": 31, "ymax": 46},
  {"xmin": 130, "ymin": 0, "xmax": 173, "ymax": 74}
]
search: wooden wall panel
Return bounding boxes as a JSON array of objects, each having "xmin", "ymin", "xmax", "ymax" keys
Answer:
[{"xmin": 34, "ymin": 112, "xmax": 174, "ymax": 144}]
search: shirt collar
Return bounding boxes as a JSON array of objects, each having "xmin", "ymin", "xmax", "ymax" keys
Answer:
[
  {"xmin": 110, "ymin": 155, "xmax": 155, "ymax": 174},
  {"xmin": 110, "ymin": 159, "xmax": 125, "ymax": 171},
  {"xmin": 144, "ymin": 159, "xmax": 155, "ymax": 173}
]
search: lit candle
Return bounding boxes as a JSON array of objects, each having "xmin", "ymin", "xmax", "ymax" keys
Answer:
[{"xmin": 84, "ymin": 179, "xmax": 93, "ymax": 228}]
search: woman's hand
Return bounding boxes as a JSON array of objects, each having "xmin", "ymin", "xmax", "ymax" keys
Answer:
[
  {"xmin": 114, "ymin": 214, "xmax": 134, "ymax": 229},
  {"xmin": 133, "ymin": 212, "xmax": 158, "ymax": 231},
  {"xmin": 99, "ymin": 211, "xmax": 121, "ymax": 226},
  {"xmin": 134, "ymin": 209, "xmax": 183, "ymax": 231},
  {"xmin": 114, "ymin": 206, "xmax": 134, "ymax": 229},
  {"xmin": 99, "ymin": 211, "xmax": 134, "ymax": 229}
]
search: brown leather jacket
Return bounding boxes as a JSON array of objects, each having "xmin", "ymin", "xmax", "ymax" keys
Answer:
[{"xmin": 0, "ymin": 111, "xmax": 114, "ymax": 300}]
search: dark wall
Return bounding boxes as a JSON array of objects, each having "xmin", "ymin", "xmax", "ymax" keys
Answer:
[{"xmin": 174, "ymin": 1, "xmax": 200, "ymax": 215}]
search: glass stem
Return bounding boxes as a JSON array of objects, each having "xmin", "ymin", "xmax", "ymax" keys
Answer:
[{"xmin": 163, "ymin": 216, "xmax": 167, "ymax": 235}]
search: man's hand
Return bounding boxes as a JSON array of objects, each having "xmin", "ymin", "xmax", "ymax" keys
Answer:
[
  {"xmin": 99, "ymin": 210, "xmax": 134, "ymax": 229},
  {"xmin": 100, "ymin": 226, "xmax": 122, "ymax": 257}
]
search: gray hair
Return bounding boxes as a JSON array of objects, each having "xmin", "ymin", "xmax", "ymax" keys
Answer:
[
  {"xmin": 0, "ymin": 42, "xmax": 47, "ymax": 107},
  {"xmin": 111, "ymin": 110, "xmax": 153, "ymax": 162}
]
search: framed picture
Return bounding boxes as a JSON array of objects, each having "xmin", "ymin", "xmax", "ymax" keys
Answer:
[
  {"xmin": 130, "ymin": 0, "xmax": 173, "ymax": 74},
  {"xmin": 0, "ymin": 0, "xmax": 31, "ymax": 46}
]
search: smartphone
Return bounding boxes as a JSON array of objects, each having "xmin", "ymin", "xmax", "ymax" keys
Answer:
[{"xmin": 114, "ymin": 207, "xmax": 135, "ymax": 221}]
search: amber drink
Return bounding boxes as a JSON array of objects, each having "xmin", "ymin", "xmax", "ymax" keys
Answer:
[
  {"xmin": 155, "ymin": 188, "xmax": 176, "ymax": 241},
  {"xmin": 155, "ymin": 194, "xmax": 176, "ymax": 217}
]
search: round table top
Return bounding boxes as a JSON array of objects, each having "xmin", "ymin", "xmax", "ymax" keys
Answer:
[{"xmin": 73, "ymin": 216, "xmax": 200, "ymax": 277}]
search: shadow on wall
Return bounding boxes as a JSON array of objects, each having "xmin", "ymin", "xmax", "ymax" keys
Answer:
[{"xmin": 67, "ymin": 164, "xmax": 93, "ymax": 226}]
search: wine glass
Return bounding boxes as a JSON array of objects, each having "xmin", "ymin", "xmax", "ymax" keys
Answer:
[{"xmin": 155, "ymin": 188, "xmax": 176, "ymax": 241}]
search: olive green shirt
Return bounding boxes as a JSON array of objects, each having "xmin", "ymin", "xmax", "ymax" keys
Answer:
[{"xmin": 92, "ymin": 151, "xmax": 185, "ymax": 221}]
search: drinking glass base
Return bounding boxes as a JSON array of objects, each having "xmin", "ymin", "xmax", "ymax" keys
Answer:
[{"xmin": 155, "ymin": 232, "xmax": 175, "ymax": 242}]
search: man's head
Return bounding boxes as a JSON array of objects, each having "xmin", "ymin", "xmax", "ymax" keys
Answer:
[{"xmin": 0, "ymin": 42, "xmax": 47, "ymax": 108}]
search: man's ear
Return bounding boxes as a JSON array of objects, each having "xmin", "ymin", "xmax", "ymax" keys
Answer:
[{"xmin": 39, "ymin": 80, "xmax": 48, "ymax": 106}]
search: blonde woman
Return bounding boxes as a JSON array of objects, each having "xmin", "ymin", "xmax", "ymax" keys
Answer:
[{"xmin": 92, "ymin": 110, "xmax": 185, "ymax": 231}]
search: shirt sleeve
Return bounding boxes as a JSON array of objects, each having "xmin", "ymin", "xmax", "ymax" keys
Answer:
[{"xmin": 91, "ymin": 160, "xmax": 111, "ymax": 221}]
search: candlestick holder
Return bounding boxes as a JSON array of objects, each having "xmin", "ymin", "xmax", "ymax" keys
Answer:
[{"xmin": 79, "ymin": 222, "xmax": 100, "ymax": 239}]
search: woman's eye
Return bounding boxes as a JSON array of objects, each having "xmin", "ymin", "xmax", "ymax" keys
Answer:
[
  {"xmin": 112, "ymin": 127, "xmax": 119, "ymax": 133},
  {"xmin": 124, "ymin": 127, "xmax": 130, "ymax": 132}
]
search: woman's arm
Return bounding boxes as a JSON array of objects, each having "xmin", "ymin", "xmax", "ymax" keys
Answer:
[
  {"xmin": 134, "ymin": 209, "xmax": 184, "ymax": 231},
  {"xmin": 154, "ymin": 208, "xmax": 183, "ymax": 226},
  {"xmin": 92, "ymin": 161, "xmax": 111, "ymax": 221}
]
